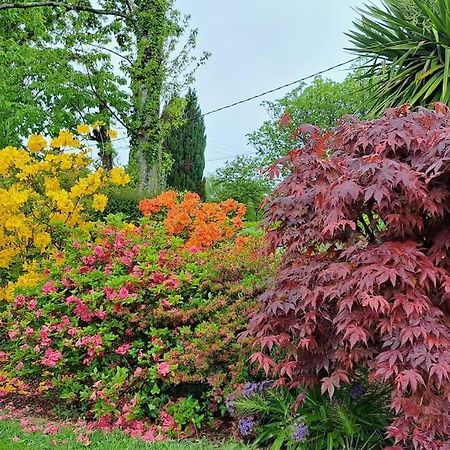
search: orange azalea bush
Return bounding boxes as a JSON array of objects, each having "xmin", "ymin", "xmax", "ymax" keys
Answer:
[
  {"xmin": 0, "ymin": 129, "xmax": 130, "ymax": 301},
  {"xmin": 139, "ymin": 192, "xmax": 246, "ymax": 249}
]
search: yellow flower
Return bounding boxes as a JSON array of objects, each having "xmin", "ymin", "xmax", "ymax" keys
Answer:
[
  {"xmin": 34, "ymin": 232, "xmax": 51, "ymax": 251},
  {"xmin": 27, "ymin": 134, "xmax": 48, "ymax": 153},
  {"xmin": 51, "ymin": 130, "xmax": 81, "ymax": 149},
  {"xmin": 110, "ymin": 167, "xmax": 131, "ymax": 186},
  {"xmin": 92, "ymin": 193, "xmax": 108, "ymax": 212},
  {"xmin": 77, "ymin": 124, "xmax": 90, "ymax": 135},
  {"xmin": 107, "ymin": 129, "xmax": 118, "ymax": 139}
]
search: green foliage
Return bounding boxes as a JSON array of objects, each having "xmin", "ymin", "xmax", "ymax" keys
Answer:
[
  {"xmin": 231, "ymin": 383, "xmax": 392, "ymax": 449},
  {"xmin": 248, "ymin": 73, "xmax": 370, "ymax": 165},
  {"xmin": 166, "ymin": 397, "xmax": 205, "ymax": 431},
  {"xmin": 93, "ymin": 186, "xmax": 147, "ymax": 224},
  {"xmin": 206, "ymin": 156, "xmax": 273, "ymax": 222},
  {"xmin": 348, "ymin": 0, "xmax": 450, "ymax": 114},
  {"xmin": 165, "ymin": 89, "xmax": 206, "ymax": 198},
  {"xmin": 0, "ymin": 5, "xmax": 129, "ymax": 151}
]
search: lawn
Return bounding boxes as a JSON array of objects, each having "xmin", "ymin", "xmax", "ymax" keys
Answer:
[{"xmin": 0, "ymin": 418, "xmax": 248, "ymax": 450}]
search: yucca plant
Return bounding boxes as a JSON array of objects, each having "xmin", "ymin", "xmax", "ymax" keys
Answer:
[{"xmin": 347, "ymin": 0, "xmax": 450, "ymax": 115}]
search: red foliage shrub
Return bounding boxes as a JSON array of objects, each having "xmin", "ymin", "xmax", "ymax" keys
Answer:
[{"xmin": 247, "ymin": 104, "xmax": 450, "ymax": 449}]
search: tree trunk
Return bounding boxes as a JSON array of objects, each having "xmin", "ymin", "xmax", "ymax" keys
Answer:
[{"xmin": 128, "ymin": 0, "xmax": 168, "ymax": 194}]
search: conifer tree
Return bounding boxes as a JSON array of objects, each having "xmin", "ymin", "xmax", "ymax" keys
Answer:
[{"xmin": 165, "ymin": 89, "xmax": 206, "ymax": 197}]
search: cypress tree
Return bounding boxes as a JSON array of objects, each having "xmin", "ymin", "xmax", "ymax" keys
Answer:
[{"xmin": 166, "ymin": 89, "xmax": 206, "ymax": 197}]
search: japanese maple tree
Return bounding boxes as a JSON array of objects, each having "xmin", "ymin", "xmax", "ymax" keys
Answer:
[{"xmin": 248, "ymin": 104, "xmax": 450, "ymax": 449}]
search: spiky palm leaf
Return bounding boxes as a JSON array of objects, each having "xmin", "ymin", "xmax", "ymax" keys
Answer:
[{"xmin": 347, "ymin": 0, "xmax": 450, "ymax": 115}]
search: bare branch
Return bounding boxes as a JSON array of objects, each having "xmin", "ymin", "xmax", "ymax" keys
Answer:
[{"xmin": 0, "ymin": 2, "xmax": 130, "ymax": 20}]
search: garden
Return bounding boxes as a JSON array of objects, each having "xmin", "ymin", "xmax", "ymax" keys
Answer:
[{"xmin": 0, "ymin": 1, "xmax": 449, "ymax": 450}]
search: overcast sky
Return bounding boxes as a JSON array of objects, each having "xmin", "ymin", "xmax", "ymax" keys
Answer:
[{"xmin": 116, "ymin": 1, "xmax": 372, "ymax": 173}]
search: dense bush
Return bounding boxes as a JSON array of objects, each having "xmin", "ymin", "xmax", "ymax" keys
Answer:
[
  {"xmin": 247, "ymin": 104, "xmax": 450, "ymax": 449},
  {"xmin": 93, "ymin": 185, "xmax": 146, "ymax": 224},
  {"xmin": 0, "ymin": 192, "xmax": 273, "ymax": 439},
  {"xmin": 0, "ymin": 130, "xmax": 130, "ymax": 302}
]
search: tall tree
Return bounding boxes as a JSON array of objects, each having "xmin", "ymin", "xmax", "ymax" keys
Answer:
[
  {"xmin": 348, "ymin": 0, "xmax": 450, "ymax": 115},
  {"xmin": 165, "ymin": 89, "xmax": 206, "ymax": 197},
  {"xmin": 0, "ymin": 1, "xmax": 208, "ymax": 189}
]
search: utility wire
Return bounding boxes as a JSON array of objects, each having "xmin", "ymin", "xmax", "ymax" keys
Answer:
[{"xmin": 201, "ymin": 58, "xmax": 356, "ymax": 117}]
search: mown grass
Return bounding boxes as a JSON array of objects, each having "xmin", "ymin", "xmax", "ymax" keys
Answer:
[{"xmin": 0, "ymin": 418, "xmax": 248, "ymax": 450}]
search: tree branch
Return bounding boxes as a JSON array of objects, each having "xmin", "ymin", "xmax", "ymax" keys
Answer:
[{"xmin": 0, "ymin": 2, "xmax": 130, "ymax": 20}]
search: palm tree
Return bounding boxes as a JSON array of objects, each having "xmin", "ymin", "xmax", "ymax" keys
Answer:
[{"xmin": 347, "ymin": 0, "xmax": 450, "ymax": 115}]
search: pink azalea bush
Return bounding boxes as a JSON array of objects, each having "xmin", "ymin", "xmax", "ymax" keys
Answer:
[{"xmin": 0, "ymin": 206, "xmax": 273, "ymax": 436}]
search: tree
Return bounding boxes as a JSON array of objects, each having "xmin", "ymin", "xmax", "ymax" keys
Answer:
[
  {"xmin": 0, "ymin": 1, "xmax": 208, "ymax": 189},
  {"xmin": 248, "ymin": 73, "xmax": 370, "ymax": 165},
  {"xmin": 247, "ymin": 104, "xmax": 450, "ymax": 448},
  {"xmin": 206, "ymin": 156, "xmax": 273, "ymax": 222},
  {"xmin": 348, "ymin": 0, "xmax": 450, "ymax": 115},
  {"xmin": 165, "ymin": 89, "xmax": 206, "ymax": 197},
  {"xmin": 0, "ymin": 5, "xmax": 129, "ymax": 167}
]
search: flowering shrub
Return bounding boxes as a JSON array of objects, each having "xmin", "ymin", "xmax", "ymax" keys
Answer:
[
  {"xmin": 0, "ymin": 130, "xmax": 130, "ymax": 301},
  {"xmin": 0, "ymin": 193, "xmax": 273, "ymax": 438},
  {"xmin": 247, "ymin": 104, "xmax": 450, "ymax": 449}
]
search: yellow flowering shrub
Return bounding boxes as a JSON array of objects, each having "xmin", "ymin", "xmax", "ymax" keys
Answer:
[{"xmin": 0, "ymin": 129, "xmax": 130, "ymax": 301}]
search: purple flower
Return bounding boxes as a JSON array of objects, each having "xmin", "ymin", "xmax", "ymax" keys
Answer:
[
  {"xmin": 242, "ymin": 380, "xmax": 273, "ymax": 397},
  {"xmin": 349, "ymin": 383, "xmax": 367, "ymax": 400},
  {"xmin": 225, "ymin": 395, "xmax": 235, "ymax": 416},
  {"xmin": 238, "ymin": 417, "xmax": 255, "ymax": 437},
  {"xmin": 292, "ymin": 422, "xmax": 309, "ymax": 442}
]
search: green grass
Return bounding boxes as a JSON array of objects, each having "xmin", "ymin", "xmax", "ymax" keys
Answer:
[{"xmin": 0, "ymin": 418, "xmax": 248, "ymax": 450}]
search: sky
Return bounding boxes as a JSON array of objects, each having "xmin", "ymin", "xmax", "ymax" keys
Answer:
[
  {"xmin": 115, "ymin": 0, "xmax": 372, "ymax": 173},
  {"xmin": 174, "ymin": 0, "xmax": 374, "ymax": 174}
]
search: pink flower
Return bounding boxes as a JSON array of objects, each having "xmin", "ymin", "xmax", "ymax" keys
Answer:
[
  {"xmin": 93, "ymin": 246, "xmax": 105, "ymax": 258},
  {"xmin": 15, "ymin": 362, "xmax": 24, "ymax": 371},
  {"xmin": 189, "ymin": 246, "xmax": 201, "ymax": 253},
  {"xmin": 73, "ymin": 241, "xmax": 81, "ymax": 250},
  {"xmin": 164, "ymin": 277, "xmax": 180, "ymax": 289},
  {"xmin": 43, "ymin": 423, "xmax": 59, "ymax": 435},
  {"xmin": 115, "ymin": 343, "xmax": 132, "ymax": 356},
  {"xmin": 35, "ymin": 309, "xmax": 42, "ymax": 318},
  {"xmin": 28, "ymin": 299, "xmax": 37, "ymax": 311},
  {"xmin": 95, "ymin": 310, "xmax": 106, "ymax": 320},
  {"xmin": 68, "ymin": 327, "xmax": 78, "ymax": 337},
  {"xmin": 25, "ymin": 327, "xmax": 34, "ymax": 337},
  {"xmin": 8, "ymin": 331, "xmax": 18, "ymax": 340},
  {"xmin": 118, "ymin": 287, "xmax": 130, "ymax": 299},
  {"xmin": 13, "ymin": 294, "xmax": 26, "ymax": 308},
  {"xmin": 83, "ymin": 256, "xmax": 96, "ymax": 266},
  {"xmin": 0, "ymin": 351, "xmax": 8, "ymax": 362},
  {"xmin": 42, "ymin": 281, "xmax": 56, "ymax": 295},
  {"xmin": 66, "ymin": 296, "xmax": 92, "ymax": 322},
  {"xmin": 133, "ymin": 367, "xmax": 143, "ymax": 377},
  {"xmin": 41, "ymin": 348, "xmax": 62, "ymax": 367},
  {"xmin": 157, "ymin": 362, "xmax": 170, "ymax": 377}
]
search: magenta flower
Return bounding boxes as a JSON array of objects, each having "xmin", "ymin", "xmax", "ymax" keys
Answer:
[
  {"xmin": 42, "ymin": 281, "xmax": 56, "ymax": 295},
  {"xmin": 157, "ymin": 362, "xmax": 170, "ymax": 376},
  {"xmin": 116, "ymin": 343, "xmax": 132, "ymax": 356},
  {"xmin": 41, "ymin": 348, "xmax": 62, "ymax": 367},
  {"xmin": 8, "ymin": 330, "xmax": 18, "ymax": 340}
]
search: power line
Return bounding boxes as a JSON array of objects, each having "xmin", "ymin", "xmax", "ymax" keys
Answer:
[{"xmin": 202, "ymin": 58, "xmax": 356, "ymax": 117}]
